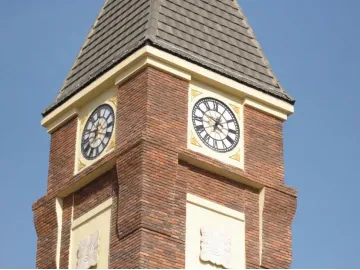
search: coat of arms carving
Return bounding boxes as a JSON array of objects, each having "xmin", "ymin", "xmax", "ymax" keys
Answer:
[
  {"xmin": 200, "ymin": 226, "xmax": 232, "ymax": 268},
  {"xmin": 77, "ymin": 231, "xmax": 100, "ymax": 269}
]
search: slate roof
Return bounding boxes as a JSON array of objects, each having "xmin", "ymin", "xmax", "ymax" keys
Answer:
[{"xmin": 43, "ymin": 0, "xmax": 294, "ymax": 116}]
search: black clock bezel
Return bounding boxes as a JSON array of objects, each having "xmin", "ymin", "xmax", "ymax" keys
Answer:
[
  {"xmin": 192, "ymin": 97, "xmax": 240, "ymax": 153},
  {"xmin": 81, "ymin": 104, "xmax": 115, "ymax": 160}
]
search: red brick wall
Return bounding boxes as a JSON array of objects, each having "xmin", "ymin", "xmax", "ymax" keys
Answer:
[
  {"xmin": 47, "ymin": 117, "xmax": 77, "ymax": 194},
  {"xmin": 73, "ymin": 169, "xmax": 115, "ymax": 219},
  {"xmin": 244, "ymin": 106, "xmax": 285, "ymax": 187},
  {"xmin": 59, "ymin": 169, "xmax": 117, "ymax": 268},
  {"xmin": 176, "ymin": 161, "xmax": 260, "ymax": 269},
  {"xmin": 262, "ymin": 188, "xmax": 297, "ymax": 268},
  {"xmin": 34, "ymin": 66, "xmax": 297, "ymax": 269},
  {"xmin": 113, "ymin": 68, "xmax": 188, "ymax": 268},
  {"xmin": 116, "ymin": 67, "xmax": 148, "ymax": 147},
  {"xmin": 33, "ymin": 199, "xmax": 57, "ymax": 269}
]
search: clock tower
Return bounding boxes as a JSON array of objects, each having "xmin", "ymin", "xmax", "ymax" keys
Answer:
[{"xmin": 33, "ymin": 0, "xmax": 297, "ymax": 269}]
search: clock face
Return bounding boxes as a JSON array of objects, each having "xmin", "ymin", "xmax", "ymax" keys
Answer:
[
  {"xmin": 192, "ymin": 97, "xmax": 240, "ymax": 153},
  {"xmin": 81, "ymin": 104, "xmax": 115, "ymax": 160}
]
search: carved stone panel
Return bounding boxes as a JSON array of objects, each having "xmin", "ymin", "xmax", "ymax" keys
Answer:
[
  {"xmin": 77, "ymin": 231, "xmax": 100, "ymax": 269},
  {"xmin": 200, "ymin": 226, "xmax": 232, "ymax": 268}
]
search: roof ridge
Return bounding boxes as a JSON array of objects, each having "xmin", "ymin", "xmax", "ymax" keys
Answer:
[
  {"xmin": 232, "ymin": 0, "xmax": 284, "ymax": 92},
  {"xmin": 145, "ymin": 0, "xmax": 161, "ymax": 42},
  {"xmin": 57, "ymin": 0, "xmax": 109, "ymax": 96}
]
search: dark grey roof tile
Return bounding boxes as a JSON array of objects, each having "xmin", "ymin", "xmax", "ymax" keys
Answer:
[{"xmin": 43, "ymin": 0, "xmax": 294, "ymax": 116}]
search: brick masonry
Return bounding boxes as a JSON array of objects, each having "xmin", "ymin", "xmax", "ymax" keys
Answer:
[
  {"xmin": 33, "ymin": 66, "xmax": 297, "ymax": 268},
  {"xmin": 47, "ymin": 117, "xmax": 77, "ymax": 194}
]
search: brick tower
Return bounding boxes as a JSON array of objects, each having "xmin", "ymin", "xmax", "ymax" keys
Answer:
[{"xmin": 34, "ymin": 0, "xmax": 297, "ymax": 268}]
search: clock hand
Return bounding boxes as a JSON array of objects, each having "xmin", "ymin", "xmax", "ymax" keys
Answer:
[
  {"xmin": 205, "ymin": 114, "xmax": 217, "ymax": 123},
  {"xmin": 210, "ymin": 112, "xmax": 218, "ymax": 121},
  {"xmin": 215, "ymin": 126, "xmax": 227, "ymax": 136},
  {"xmin": 213, "ymin": 119, "xmax": 219, "ymax": 132},
  {"xmin": 208, "ymin": 122, "xmax": 228, "ymax": 130},
  {"xmin": 214, "ymin": 118, "xmax": 224, "ymax": 132},
  {"xmin": 202, "ymin": 116, "xmax": 211, "ymax": 123}
]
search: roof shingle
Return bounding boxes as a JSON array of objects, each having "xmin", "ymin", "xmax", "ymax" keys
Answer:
[{"xmin": 43, "ymin": 0, "xmax": 294, "ymax": 116}]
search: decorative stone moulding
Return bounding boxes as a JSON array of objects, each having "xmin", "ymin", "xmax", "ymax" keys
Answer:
[
  {"xmin": 77, "ymin": 231, "xmax": 100, "ymax": 269},
  {"xmin": 200, "ymin": 226, "xmax": 232, "ymax": 268}
]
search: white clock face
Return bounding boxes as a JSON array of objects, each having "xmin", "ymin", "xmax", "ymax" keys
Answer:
[
  {"xmin": 81, "ymin": 104, "xmax": 115, "ymax": 160},
  {"xmin": 192, "ymin": 98, "xmax": 240, "ymax": 153}
]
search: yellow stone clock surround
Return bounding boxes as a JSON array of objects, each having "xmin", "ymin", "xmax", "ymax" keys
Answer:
[
  {"xmin": 188, "ymin": 81, "xmax": 244, "ymax": 169},
  {"xmin": 75, "ymin": 87, "xmax": 117, "ymax": 174}
]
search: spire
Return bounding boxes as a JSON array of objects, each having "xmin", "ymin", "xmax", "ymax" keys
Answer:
[{"xmin": 43, "ymin": 0, "xmax": 294, "ymax": 116}]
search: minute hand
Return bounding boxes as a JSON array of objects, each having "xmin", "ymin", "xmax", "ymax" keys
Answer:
[
  {"xmin": 214, "ymin": 126, "xmax": 228, "ymax": 136},
  {"xmin": 219, "ymin": 119, "xmax": 234, "ymax": 124}
]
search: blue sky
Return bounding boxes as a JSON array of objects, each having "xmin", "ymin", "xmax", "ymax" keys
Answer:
[{"xmin": 0, "ymin": 0, "xmax": 359, "ymax": 268}]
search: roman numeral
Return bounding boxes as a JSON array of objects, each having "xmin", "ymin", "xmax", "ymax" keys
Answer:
[
  {"xmin": 83, "ymin": 142, "xmax": 91, "ymax": 153},
  {"xmin": 82, "ymin": 137, "xmax": 90, "ymax": 146},
  {"xmin": 195, "ymin": 125, "xmax": 205, "ymax": 132},
  {"xmin": 93, "ymin": 111, "xmax": 99, "ymax": 121},
  {"xmin": 204, "ymin": 101, "xmax": 211, "ymax": 110},
  {"xmin": 106, "ymin": 111, "xmax": 113, "ymax": 120},
  {"xmin": 105, "ymin": 131, "xmax": 112, "ymax": 138},
  {"xmin": 214, "ymin": 102, "xmax": 219, "ymax": 112},
  {"xmin": 228, "ymin": 129, "xmax": 237, "ymax": 134},
  {"xmin": 203, "ymin": 134, "xmax": 210, "ymax": 143},
  {"xmin": 101, "ymin": 141, "xmax": 106, "ymax": 149},
  {"xmin": 93, "ymin": 148, "xmax": 98, "ymax": 157},
  {"xmin": 107, "ymin": 120, "xmax": 114, "ymax": 127},
  {"xmin": 83, "ymin": 129, "xmax": 94, "ymax": 137},
  {"xmin": 197, "ymin": 106, "xmax": 206, "ymax": 114},
  {"xmin": 226, "ymin": 136, "xmax": 234, "ymax": 145},
  {"xmin": 194, "ymin": 116, "xmax": 203, "ymax": 122},
  {"xmin": 214, "ymin": 140, "xmax": 219, "ymax": 149}
]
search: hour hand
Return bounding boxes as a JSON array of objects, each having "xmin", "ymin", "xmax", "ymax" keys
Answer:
[{"xmin": 206, "ymin": 115, "xmax": 217, "ymax": 123}]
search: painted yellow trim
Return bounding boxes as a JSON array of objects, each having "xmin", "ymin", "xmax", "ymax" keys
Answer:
[
  {"xmin": 58, "ymin": 156, "xmax": 116, "ymax": 198},
  {"xmin": 230, "ymin": 150, "xmax": 241, "ymax": 162},
  {"xmin": 107, "ymin": 140, "xmax": 115, "ymax": 152},
  {"xmin": 72, "ymin": 198, "xmax": 113, "ymax": 230},
  {"xmin": 244, "ymin": 98, "xmax": 288, "ymax": 121},
  {"xmin": 145, "ymin": 46, "xmax": 294, "ymax": 115},
  {"xmin": 179, "ymin": 152, "xmax": 263, "ymax": 190},
  {"xmin": 230, "ymin": 104, "xmax": 240, "ymax": 114},
  {"xmin": 55, "ymin": 198, "xmax": 63, "ymax": 269},
  {"xmin": 187, "ymin": 193, "xmax": 245, "ymax": 221},
  {"xmin": 147, "ymin": 56, "xmax": 191, "ymax": 81},
  {"xmin": 191, "ymin": 88, "xmax": 203, "ymax": 101},
  {"xmin": 41, "ymin": 45, "xmax": 293, "ymax": 132},
  {"xmin": 47, "ymin": 108, "xmax": 78, "ymax": 134},
  {"xmin": 78, "ymin": 160, "xmax": 86, "ymax": 171},
  {"xmin": 108, "ymin": 96, "xmax": 117, "ymax": 107},
  {"xmin": 114, "ymin": 57, "xmax": 148, "ymax": 86},
  {"xmin": 114, "ymin": 56, "xmax": 191, "ymax": 85},
  {"xmin": 190, "ymin": 132, "xmax": 202, "ymax": 147},
  {"xmin": 239, "ymin": 102, "xmax": 245, "ymax": 169}
]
